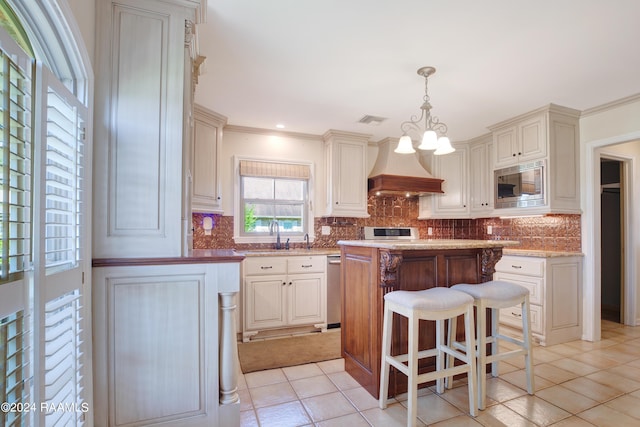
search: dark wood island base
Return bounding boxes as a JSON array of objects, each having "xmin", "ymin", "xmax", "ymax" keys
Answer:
[{"xmin": 338, "ymin": 240, "xmax": 518, "ymax": 399}]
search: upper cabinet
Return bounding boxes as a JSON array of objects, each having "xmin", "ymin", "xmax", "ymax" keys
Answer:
[
  {"xmin": 191, "ymin": 105, "xmax": 226, "ymax": 213},
  {"xmin": 94, "ymin": 0, "xmax": 202, "ymax": 257},
  {"xmin": 419, "ymin": 143, "xmax": 469, "ymax": 219},
  {"xmin": 489, "ymin": 104, "xmax": 581, "ymax": 216},
  {"xmin": 493, "ymin": 114, "xmax": 547, "ymax": 168},
  {"xmin": 323, "ymin": 130, "xmax": 371, "ymax": 217},
  {"xmin": 468, "ymin": 134, "xmax": 494, "ymax": 216}
]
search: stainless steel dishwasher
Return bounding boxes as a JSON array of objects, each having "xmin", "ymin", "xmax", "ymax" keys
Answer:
[{"xmin": 326, "ymin": 254, "xmax": 341, "ymax": 328}]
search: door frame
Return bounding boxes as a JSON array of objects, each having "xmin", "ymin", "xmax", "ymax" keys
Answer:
[{"xmin": 583, "ymin": 134, "xmax": 639, "ymax": 341}]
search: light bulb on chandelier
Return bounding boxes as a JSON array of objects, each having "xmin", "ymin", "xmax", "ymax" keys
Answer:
[{"xmin": 395, "ymin": 66, "xmax": 455, "ymax": 156}]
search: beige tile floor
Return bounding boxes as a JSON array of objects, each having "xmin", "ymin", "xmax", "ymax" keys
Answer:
[{"xmin": 239, "ymin": 320, "xmax": 640, "ymax": 426}]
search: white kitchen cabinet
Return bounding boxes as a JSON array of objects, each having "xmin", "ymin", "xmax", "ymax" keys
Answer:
[
  {"xmin": 489, "ymin": 104, "xmax": 581, "ymax": 215},
  {"xmin": 418, "ymin": 143, "xmax": 469, "ymax": 219},
  {"xmin": 94, "ymin": 0, "xmax": 201, "ymax": 257},
  {"xmin": 323, "ymin": 130, "xmax": 371, "ymax": 217},
  {"xmin": 93, "ymin": 261, "xmax": 242, "ymax": 427},
  {"xmin": 495, "ymin": 254, "xmax": 582, "ymax": 346},
  {"xmin": 243, "ymin": 255, "xmax": 327, "ymax": 341},
  {"xmin": 192, "ymin": 105, "xmax": 226, "ymax": 213},
  {"xmin": 469, "ymin": 134, "xmax": 494, "ymax": 216},
  {"xmin": 492, "ymin": 114, "xmax": 546, "ymax": 168}
]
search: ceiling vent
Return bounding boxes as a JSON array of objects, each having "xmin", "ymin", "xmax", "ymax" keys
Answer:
[{"xmin": 358, "ymin": 115, "xmax": 387, "ymax": 125}]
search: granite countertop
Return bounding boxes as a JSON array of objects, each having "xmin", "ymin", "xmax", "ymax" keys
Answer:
[
  {"xmin": 337, "ymin": 239, "xmax": 520, "ymax": 250},
  {"xmin": 235, "ymin": 248, "xmax": 340, "ymax": 257},
  {"xmin": 503, "ymin": 248, "xmax": 584, "ymax": 258}
]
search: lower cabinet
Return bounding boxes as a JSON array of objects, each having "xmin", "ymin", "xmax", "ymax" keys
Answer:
[
  {"xmin": 93, "ymin": 261, "xmax": 242, "ymax": 427},
  {"xmin": 495, "ymin": 254, "xmax": 582, "ymax": 346},
  {"xmin": 243, "ymin": 255, "xmax": 327, "ymax": 341}
]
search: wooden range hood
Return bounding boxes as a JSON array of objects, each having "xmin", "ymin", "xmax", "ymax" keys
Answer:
[
  {"xmin": 368, "ymin": 173, "xmax": 443, "ymax": 196},
  {"xmin": 368, "ymin": 138, "xmax": 444, "ymax": 196}
]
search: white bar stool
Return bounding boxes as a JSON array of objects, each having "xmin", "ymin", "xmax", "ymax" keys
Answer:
[
  {"xmin": 379, "ymin": 287, "xmax": 478, "ymax": 427},
  {"xmin": 450, "ymin": 280, "xmax": 534, "ymax": 410}
]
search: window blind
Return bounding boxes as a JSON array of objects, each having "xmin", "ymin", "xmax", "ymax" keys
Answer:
[
  {"xmin": 239, "ymin": 160, "xmax": 310, "ymax": 179},
  {"xmin": 0, "ymin": 49, "xmax": 32, "ymax": 284},
  {"xmin": 44, "ymin": 290, "xmax": 84, "ymax": 426},
  {"xmin": 0, "ymin": 311, "xmax": 29, "ymax": 427},
  {"xmin": 44, "ymin": 84, "xmax": 83, "ymax": 272}
]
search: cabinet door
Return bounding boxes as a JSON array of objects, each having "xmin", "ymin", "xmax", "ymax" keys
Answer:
[
  {"xmin": 518, "ymin": 114, "xmax": 547, "ymax": 162},
  {"xmin": 433, "ymin": 146, "xmax": 469, "ymax": 216},
  {"xmin": 493, "ymin": 126, "xmax": 518, "ymax": 168},
  {"xmin": 192, "ymin": 105, "xmax": 225, "ymax": 213},
  {"xmin": 324, "ymin": 131, "xmax": 370, "ymax": 217},
  {"xmin": 287, "ymin": 274, "xmax": 326, "ymax": 326},
  {"xmin": 245, "ymin": 276, "xmax": 287, "ymax": 330},
  {"xmin": 469, "ymin": 141, "xmax": 494, "ymax": 214}
]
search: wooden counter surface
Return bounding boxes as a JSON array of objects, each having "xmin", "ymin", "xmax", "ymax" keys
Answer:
[{"xmin": 92, "ymin": 249, "xmax": 245, "ymax": 267}]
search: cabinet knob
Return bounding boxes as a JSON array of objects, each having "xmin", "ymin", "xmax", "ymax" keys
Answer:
[
  {"xmin": 518, "ymin": 152, "xmax": 522, "ymax": 155},
  {"xmin": 289, "ymin": 281, "xmax": 292, "ymax": 286},
  {"xmin": 282, "ymin": 282, "xmax": 286, "ymax": 286},
  {"xmin": 512, "ymin": 153, "xmax": 516, "ymax": 157},
  {"xmin": 217, "ymin": 196, "xmax": 221, "ymax": 200}
]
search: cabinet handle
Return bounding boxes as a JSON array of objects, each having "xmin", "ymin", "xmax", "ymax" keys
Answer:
[
  {"xmin": 511, "ymin": 312, "xmax": 522, "ymax": 318},
  {"xmin": 260, "ymin": 266, "xmax": 273, "ymax": 270},
  {"xmin": 301, "ymin": 264, "xmax": 313, "ymax": 268},
  {"xmin": 511, "ymin": 265, "xmax": 522, "ymax": 269}
]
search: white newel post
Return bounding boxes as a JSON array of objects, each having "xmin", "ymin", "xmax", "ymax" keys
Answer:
[{"xmin": 219, "ymin": 291, "xmax": 239, "ymax": 405}]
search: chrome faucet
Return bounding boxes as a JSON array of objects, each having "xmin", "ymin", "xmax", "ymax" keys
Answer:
[
  {"xmin": 304, "ymin": 233, "xmax": 310, "ymax": 250},
  {"xmin": 270, "ymin": 220, "xmax": 281, "ymax": 249}
]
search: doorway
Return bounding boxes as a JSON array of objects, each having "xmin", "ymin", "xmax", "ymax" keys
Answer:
[{"xmin": 600, "ymin": 158, "xmax": 624, "ymax": 323}]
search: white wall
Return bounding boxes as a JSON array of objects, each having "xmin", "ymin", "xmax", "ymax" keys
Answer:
[
  {"xmin": 220, "ymin": 128, "xmax": 326, "ymax": 216},
  {"xmin": 66, "ymin": 0, "xmax": 96, "ymax": 66}
]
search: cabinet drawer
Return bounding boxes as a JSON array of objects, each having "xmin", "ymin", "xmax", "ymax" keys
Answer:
[
  {"xmin": 244, "ymin": 257, "xmax": 287, "ymax": 275},
  {"xmin": 493, "ymin": 272, "xmax": 543, "ymax": 305},
  {"xmin": 499, "ymin": 303, "xmax": 543, "ymax": 335},
  {"xmin": 287, "ymin": 256, "xmax": 326, "ymax": 274},
  {"xmin": 496, "ymin": 256, "xmax": 544, "ymax": 277}
]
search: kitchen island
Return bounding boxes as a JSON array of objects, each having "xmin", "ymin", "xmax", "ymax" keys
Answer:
[{"xmin": 337, "ymin": 239, "xmax": 519, "ymax": 398}]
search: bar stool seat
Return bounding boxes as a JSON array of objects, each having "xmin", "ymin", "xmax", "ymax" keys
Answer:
[
  {"xmin": 451, "ymin": 281, "xmax": 535, "ymax": 410},
  {"xmin": 379, "ymin": 287, "xmax": 478, "ymax": 427}
]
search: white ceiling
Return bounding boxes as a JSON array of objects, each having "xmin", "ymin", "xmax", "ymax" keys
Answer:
[{"xmin": 194, "ymin": 0, "xmax": 640, "ymax": 142}]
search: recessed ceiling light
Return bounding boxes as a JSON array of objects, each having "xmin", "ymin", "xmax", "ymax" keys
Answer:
[{"xmin": 276, "ymin": 124, "xmax": 285, "ymax": 129}]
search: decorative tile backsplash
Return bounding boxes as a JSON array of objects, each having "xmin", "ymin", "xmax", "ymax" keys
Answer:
[{"xmin": 193, "ymin": 195, "xmax": 581, "ymax": 252}]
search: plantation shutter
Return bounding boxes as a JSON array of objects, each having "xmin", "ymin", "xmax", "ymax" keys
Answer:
[
  {"xmin": 0, "ymin": 46, "xmax": 32, "ymax": 284},
  {"xmin": 0, "ymin": 26, "xmax": 33, "ymax": 427},
  {"xmin": 36, "ymin": 65, "xmax": 87, "ymax": 425}
]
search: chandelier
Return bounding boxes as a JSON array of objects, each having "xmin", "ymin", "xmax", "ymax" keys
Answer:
[{"xmin": 395, "ymin": 66, "xmax": 455, "ymax": 155}]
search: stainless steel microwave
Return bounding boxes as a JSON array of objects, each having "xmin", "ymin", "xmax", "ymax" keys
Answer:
[{"xmin": 494, "ymin": 160, "xmax": 545, "ymax": 209}]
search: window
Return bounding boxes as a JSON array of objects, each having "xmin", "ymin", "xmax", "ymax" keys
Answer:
[{"xmin": 238, "ymin": 160, "xmax": 310, "ymax": 239}]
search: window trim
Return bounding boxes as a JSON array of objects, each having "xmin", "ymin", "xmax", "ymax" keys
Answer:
[{"xmin": 233, "ymin": 156, "xmax": 315, "ymax": 244}]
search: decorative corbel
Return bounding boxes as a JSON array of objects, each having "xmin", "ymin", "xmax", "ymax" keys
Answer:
[
  {"xmin": 481, "ymin": 247, "xmax": 503, "ymax": 282},
  {"xmin": 379, "ymin": 251, "xmax": 403, "ymax": 289}
]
